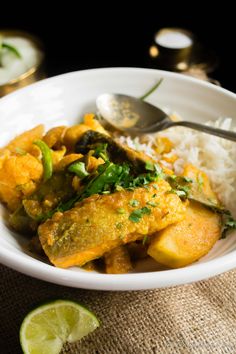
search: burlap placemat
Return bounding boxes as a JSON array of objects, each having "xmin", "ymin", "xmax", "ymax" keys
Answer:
[{"xmin": 1, "ymin": 264, "xmax": 236, "ymax": 354}]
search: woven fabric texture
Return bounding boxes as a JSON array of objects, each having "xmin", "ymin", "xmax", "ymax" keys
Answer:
[{"xmin": 1, "ymin": 264, "xmax": 236, "ymax": 354}]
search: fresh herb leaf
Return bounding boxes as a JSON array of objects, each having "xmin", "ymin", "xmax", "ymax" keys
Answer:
[
  {"xmin": 140, "ymin": 78, "xmax": 163, "ymax": 101},
  {"xmin": 129, "ymin": 207, "xmax": 151, "ymax": 223},
  {"xmin": 68, "ymin": 161, "xmax": 89, "ymax": 178},
  {"xmin": 221, "ymin": 210, "xmax": 236, "ymax": 238},
  {"xmin": 182, "ymin": 177, "xmax": 193, "ymax": 183},
  {"xmin": 129, "ymin": 213, "xmax": 141, "ymax": 223},
  {"xmin": 167, "ymin": 175, "xmax": 192, "ymax": 199},
  {"xmin": 15, "ymin": 147, "xmax": 27, "ymax": 155},
  {"xmin": 140, "ymin": 206, "xmax": 151, "ymax": 215},
  {"xmin": 116, "ymin": 185, "xmax": 124, "ymax": 192},
  {"xmin": 142, "ymin": 235, "xmax": 148, "ymax": 245},
  {"xmin": 117, "ymin": 208, "xmax": 126, "ymax": 214},
  {"xmin": 2, "ymin": 42, "xmax": 22, "ymax": 59},
  {"xmin": 38, "ymin": 154, "xmax": 165, "ymax": 219},
  {"xmin": 116, "ymin": 222, "xmax": 123, "ymax": 229},
  {"xmin": 33, "ymin": 140, "xmax": 53, "ymax": 182},
  {"xmin": 197, "ymin": 174, "xmax": 204, "ymax": 191},
  {"xmin": 94, "ymin": 143, "xmax": 108, "ymax": 161},
  {"xmin": 147, "ymin": 200, "xmax": 158, "ymax": 207},
  {"xmin": 145, "ymin": 161, "xmax": 155, "ymax": 171},
  {"xmin": 82, "ymin": 162, "xmax": 123, "ymax": 198},
  {"xmin": 129, "ymin": 199, "xmax": 139, "ymax": 207},
  {"xmin": 170, "ymin": 189, "xmax": 187, "ymax": 197}
]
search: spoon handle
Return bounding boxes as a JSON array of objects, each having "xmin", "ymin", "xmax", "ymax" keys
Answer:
[{"xmin": 170, "ymin": 120, "xmax": 236, "ymax": 142}]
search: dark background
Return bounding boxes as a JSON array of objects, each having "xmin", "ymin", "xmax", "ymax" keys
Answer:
[{"xmin": 1, "ymin": 6, "xmax": 235, "ymax": 92}]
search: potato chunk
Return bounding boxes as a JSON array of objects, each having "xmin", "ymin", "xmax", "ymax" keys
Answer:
[{"xmin": 148, "ymin": 201, "xmax": 221, "ymax": 268}]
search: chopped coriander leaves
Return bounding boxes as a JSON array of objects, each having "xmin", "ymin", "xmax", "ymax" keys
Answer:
[
  {"xmin": 141, "ymin": 206, "xmax": 151, "ymax": 215},
  {"xmin": 183, "ymin": 177, "xmax": 193, "ymax": 183},
  {"xmin": 142, "ymin": 235, "xmax": 148, "ymax": 245},
  {"xmin": 117, "ymin": 208, "xmax": 126, "ymax": 214},
  {"xmin": 152, "ymin": 194, "xmax": 157, "ymax": 198},
  {"xmin": 168, "ymin": 174, "xmax": 177, "ymax": 180},
  {"xmin": 68, "ymin": 161, "xmax": 89, "ymax": 178},
  {"xmin": 152, "ymin": 184, "xmax": 158, "ymax": 190},
  {"xmin": 170, "ymin": 189, "xmax": 188, "ymax": 197},
  {"xmin": 220, "ymin": 210, "xmax": 236, "ymax": 238},
  {"xmin": 129, "ymin": 207, "xmax": 151, "ymax": 223},
  {"xmin": 147, "ymin": 201, "xmax": 158, "ymax": 207},
  {"xmin": 145, "ymin": 161, "xmax": 155, "ymax": 171},
  {"xmin": 116, "ymin": 222, "xmax": 123, "ymax": 229},
  {"xmin": 197, "ymin": 174, "xmax": 204, "ymax": 191},
  {"xmin": 129, "ymin": 213, "xmax": 141, "ymax": 223},
  {"xmin": 167, "ymin": 175, "xmax": 192, "ymax": 199},
  {"xmin": 116, "ymin": 185, "xmax": 124, "ymax": 192},
  {"xmin": 129, "ymin": 199, "xmax": 139, "ymax": 207},
  {"xmin": 15, "ymin": 147, "xmax": 27, "ymax": 155},
  {"xmin": 94, "ymin": 143, "xmax": 108, "ymax": 161}
]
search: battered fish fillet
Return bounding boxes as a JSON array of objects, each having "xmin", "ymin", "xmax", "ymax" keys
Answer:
[{"xmin": 38, "ymin": 180, "xmax": 186, "ymax": 268}]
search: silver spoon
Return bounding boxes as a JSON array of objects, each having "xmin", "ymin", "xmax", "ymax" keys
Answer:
[{"xmin": 96, "ymin": 93, "xmax": 236, "ymax": 141}]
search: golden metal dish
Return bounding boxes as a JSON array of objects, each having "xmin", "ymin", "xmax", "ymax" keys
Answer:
[{"xmin": 0, "ymin": 29, "xmax": 45, "ymax": 97}]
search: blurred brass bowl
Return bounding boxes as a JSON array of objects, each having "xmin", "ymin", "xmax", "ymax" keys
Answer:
[
  {"xmin": 0, "ymin": 29, "xmax": 45, "ymax": 97},
  {"xmin": 151, "ymin": 27, "xmax": 194, "ymax": 72}
]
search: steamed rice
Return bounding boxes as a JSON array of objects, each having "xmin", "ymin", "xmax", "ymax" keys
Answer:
[{"xmin": 119, "ymin": 118, "xmax": 236, "ymax": 216}]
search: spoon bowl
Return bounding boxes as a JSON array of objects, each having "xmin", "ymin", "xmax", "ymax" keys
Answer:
[{"xmin": 96, "ymin": 93, "xmax": 236, "ymax": 141}]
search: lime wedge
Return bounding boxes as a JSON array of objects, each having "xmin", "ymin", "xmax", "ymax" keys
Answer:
[{"xmin": 20, "ymin": 300, "xmax": 99, "ymax": 354}]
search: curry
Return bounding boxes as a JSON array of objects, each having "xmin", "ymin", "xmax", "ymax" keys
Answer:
[{"xmin": 0, "ymin": 114, "xmax": 234, "ymax": 273}]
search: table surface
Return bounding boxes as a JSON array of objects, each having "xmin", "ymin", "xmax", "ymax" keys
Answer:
[{"xmin": 1, "ymin": 264, "xmax": 236, "ymax": 354}]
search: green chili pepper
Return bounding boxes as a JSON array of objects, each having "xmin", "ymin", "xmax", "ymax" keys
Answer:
[{"xmin": 34, "ymin": 140, "xmax": 53, "ymax": 182}]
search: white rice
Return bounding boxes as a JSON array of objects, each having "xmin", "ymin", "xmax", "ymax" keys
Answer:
[{"xmin": 118, "ymin": 118, "xmax": 236, "ymax": 216}]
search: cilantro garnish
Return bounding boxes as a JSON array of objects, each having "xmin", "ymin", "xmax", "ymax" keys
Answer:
[
  {"xmin": 129, "ymin": 199, "xmax": 139, "ymax": 207},
  {"xmin": 129, "ymin": 207, "xmax": 151, "ymax": 223},
  {"xmin": 117, "ymin": 208, "xmax": 126, "ymax": 214},
  {"xmin": 147, "ymin": 201, "xmax": 158, "ymax": 207},
  {"xmin": 220, "ymin": 210, "xmax": 236, "ymax": 238},
  {"xmin": 68, "ymin": 161, "xmax": 89, "ymax": 178}
]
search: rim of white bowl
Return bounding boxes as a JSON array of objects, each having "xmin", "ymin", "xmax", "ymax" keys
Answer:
[{"xmin": 0, "ymin": 67, "xmax": 236, "ymax": 291}]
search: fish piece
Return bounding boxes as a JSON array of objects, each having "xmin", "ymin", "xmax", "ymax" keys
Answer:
[
  {"xmin": 148, "ymin": 201, "xmax": 221, "ymax": 268},
  {"xmin": 38, "ymin": 180, "xmax": 186, "ymax": 268}
]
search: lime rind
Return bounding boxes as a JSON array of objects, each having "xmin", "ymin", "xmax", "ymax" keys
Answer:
[{"xmin": 20, "ymin": 300, "xmax": 99, "ymax": 354}]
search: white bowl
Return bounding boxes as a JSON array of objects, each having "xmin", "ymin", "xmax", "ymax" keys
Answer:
[{"xmin": 0, "ymin": 68, "xmax": 236, "ymax": 291}]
